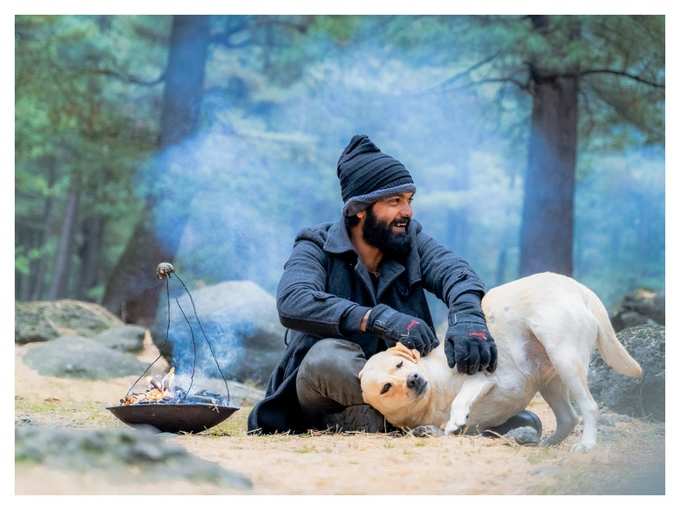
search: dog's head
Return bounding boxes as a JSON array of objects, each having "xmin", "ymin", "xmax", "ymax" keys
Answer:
[{"xmin": 358, "ymin": 342, "xmax": 432, "ymax": 427}]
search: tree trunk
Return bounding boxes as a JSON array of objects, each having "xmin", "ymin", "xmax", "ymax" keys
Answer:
[
  {"xmin": 518, "ymin": 18, "xmax": 579, "ymax": 276},
  {"xmin": 102, "ymin": 15, "xmax": 211, "ymax": 325},
  {"xmin": 31, "ymin": 157, "xmax": 57, "ymax": 300},
  {"xmin": 16, "ymin": 228, "xmax": 32, "ymax": 301},
  {"xmin": 495, "ymin": 222, "xmax": 515, "ymax": 286},
  {"xmin": 76, "ymin": 215, "xmax": 103, "ymax": 299},
  {"xmin": 447, "ymin": 163, "xmax": 470, "ymax": 256},
  {"xmin": 46, "ymin": 176, "xmax": 80, "ymax": 299}
]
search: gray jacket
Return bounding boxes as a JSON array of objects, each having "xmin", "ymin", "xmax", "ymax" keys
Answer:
[{"xmin": 247, "ymin": 217, "xmax": 485, "ymax": 433}]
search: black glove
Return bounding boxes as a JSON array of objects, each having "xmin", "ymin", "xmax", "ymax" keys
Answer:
[
  {"xmin": 445, "ymin": 309, "xmax": 497, "ymax": 375},
  {"xmin": 366, "ymin": 304, "xmax": 439, "ymax": 356}
]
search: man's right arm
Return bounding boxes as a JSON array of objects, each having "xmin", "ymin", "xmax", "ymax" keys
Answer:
[
  {"xmin": 277, "ymin": 239, "xmax": 438, "ymax": 355},
  {"xmin": 276, "ymin": 239, "xmax": 371, "ymax": 339}
]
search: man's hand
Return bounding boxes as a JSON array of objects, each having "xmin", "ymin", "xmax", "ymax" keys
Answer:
[
  {"xmin": 366, "ymin": 304, "xmax": 439, "ymax": 356},
  {"xmin": 444, "ymin": 311, "xmax": 497, "ymax": 374}
]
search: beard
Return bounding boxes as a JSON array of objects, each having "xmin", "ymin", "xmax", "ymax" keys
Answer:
[{"xmin": 362, "ymin": 206, "xmax": 412, "ymax": 259}]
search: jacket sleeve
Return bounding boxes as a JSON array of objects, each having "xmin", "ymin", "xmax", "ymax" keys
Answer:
[
  {"xmin": 416, "ymin": 227, "xmax": 486, "ymax": 309},
  {"xmin": 276, "ymin": 239, "xmax": 370, "ymax": 339}
]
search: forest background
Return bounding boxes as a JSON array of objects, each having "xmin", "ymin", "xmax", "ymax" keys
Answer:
[{"xmin": 14, "ymin": 15, "xmax": 665, "ymax": 326}]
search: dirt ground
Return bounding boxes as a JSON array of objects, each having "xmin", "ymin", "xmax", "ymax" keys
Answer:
[{"xmin": 15, "ymin": 340, "xmax": 665, "ymax": 495}]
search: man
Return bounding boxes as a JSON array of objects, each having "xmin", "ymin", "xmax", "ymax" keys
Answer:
[{"xmin": 247, "ymin": 135, "xmax": 541, "ymax": 435}]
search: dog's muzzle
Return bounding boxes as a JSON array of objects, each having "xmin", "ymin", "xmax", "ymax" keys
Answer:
[{"xmin": 407, "ymin": 373, "xmax": 428, "ymax": 397}]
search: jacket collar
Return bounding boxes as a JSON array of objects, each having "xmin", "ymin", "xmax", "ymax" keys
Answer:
[
  {"xmin": 323, "ymin": 217, "xmax": 422, "ymax": 288},
  {"xmin": 323, "ymin": 218, "xmax": 355, "ymax": 255}
]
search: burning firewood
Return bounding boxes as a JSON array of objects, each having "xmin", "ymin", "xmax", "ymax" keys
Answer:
[{"xmin": 120, "ymin": 368, "xmax": 176, "ymax": 405}]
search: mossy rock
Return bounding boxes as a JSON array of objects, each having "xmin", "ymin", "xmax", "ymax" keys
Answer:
[
  {"xmin": 589, "ymin": 324, "xmax": 665, "ymax": 421},
  {"xmin": 16, "ymin": 300, "xmax": 123, "ymax": 344},
  {"xmin": 15, "ymin": 424, "xmax": 252, "ymax": 488},
  {"xmin": 23, "ymin": 336, "xmax": 146, "ymax": 379}
]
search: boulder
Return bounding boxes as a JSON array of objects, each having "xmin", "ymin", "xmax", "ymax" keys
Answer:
[
  {"xmin": 15, "ymin": 424, "xmax": 251, "ymax": 488},
  {"xmin": 611, "ymin": 288, "xmax": 665, "ymax": 332},
  {"xmin": 23, "ymin": 336, "xmax": 147, "ymax": 379},
  {"xmin": 227, "ymin": 380, "xmax": 265, "ymax": 406},
  {"xmin": 166, "ymin": 375, "xmax": 265, "ymax": 407},
  {"xmin": 15, "ymin": 300, "xmax": 123, "ymax": 344},
  {"xmin": 151, "ymin": 280, "xmax": 285, "ymax": 385},
  {"xmin": 589, "ymin": 324, "xmax": 665, "ymax": 421},
  {"xmin": 92, "ymin": 325, "xmax": 146, "ymax": 353}
]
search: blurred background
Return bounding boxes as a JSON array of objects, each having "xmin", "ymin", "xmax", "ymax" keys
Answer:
[{"xmin": 15, "ymin": 15, "xmax": 665, "ymax": 327}]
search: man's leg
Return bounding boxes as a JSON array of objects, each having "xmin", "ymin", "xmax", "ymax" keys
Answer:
[{"xmin": 296, "ymin": 338, "xmax": 390, "ymax": 432}]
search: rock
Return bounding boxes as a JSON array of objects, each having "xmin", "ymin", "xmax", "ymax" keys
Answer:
[
  {"xmin": 589, "ymin": 324, "xmax": 664, "ymax": 421},
  {"xmin": 16, "ymin": 300, "xmax": 123, "ymax": 344},
  {"xmin": 503, "ymin": 426, "xmax": 540, "ymax": 445},
  {"xmin": 15, "ymin": 425, "xmax": 251, "ymax": 488},
  {"xmin": 223, "ymin": 380, "xmax": 265, "ymax": 406},
  {"xmin": 410, "ymin": 425, "xmax": 444, "ymax": 437},
  {"xmin": 611, "ymin": 289, "xmax": 665, "ymax": 332},
  {"xmin": 15, "ymin": 415, "xmax": 32, "ymax": 426},
  {"xmin": 93, "ymin": 325, "xmax": 146, "ymax": 353},
  {"xmin": 151, "ymin": 280, "xmax": 285, "ymax": 385},
  {"xmin": 23, "ymin": 336, "xmax": 147, "ymax": 379}
]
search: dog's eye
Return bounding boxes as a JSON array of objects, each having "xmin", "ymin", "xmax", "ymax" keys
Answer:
[
  {"xmin": 396, "ymin": 361, "xmax": 403, "ymax": 369},
  {"xmin": 380, "ymin": 383, "xmax": 392, "ymax": 395}
]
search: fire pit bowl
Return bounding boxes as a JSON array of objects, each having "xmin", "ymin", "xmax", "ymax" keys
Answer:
[{"xmin": 107, "ymin": 403, "xmax": 239, "ymax": 434}]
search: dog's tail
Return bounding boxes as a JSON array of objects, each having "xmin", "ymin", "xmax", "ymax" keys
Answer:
[{"xmin": 581, "ymin": 284, "xmax": 643, "ymax": 378}]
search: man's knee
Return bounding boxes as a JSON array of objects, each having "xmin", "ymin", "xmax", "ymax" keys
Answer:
[
  {"xmin": 296, "ymin": 338, "xmax": 366, "ymax": 409},
  {"xmin": 299, "ymin": 338, "xmax": 364, "ymax": 382}
]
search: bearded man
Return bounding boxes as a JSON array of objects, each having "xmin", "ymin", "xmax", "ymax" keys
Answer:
[{"xmin": 247, "ymin": 135, "xmax": 541, "ymax": 435}]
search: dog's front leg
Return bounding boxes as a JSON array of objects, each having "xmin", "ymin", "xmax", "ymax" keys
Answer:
[{"xmin": 444, "ymin": 376, "xmax": 495, "ymax": 435}]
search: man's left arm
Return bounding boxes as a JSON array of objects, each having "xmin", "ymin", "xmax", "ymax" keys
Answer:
[{"xmin": 416, "ymin": 227, "xmax": 497, "ymax": 374}]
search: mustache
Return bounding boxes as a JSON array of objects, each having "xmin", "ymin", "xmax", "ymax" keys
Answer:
[{"xmin": 390, "ymin": 217, "xmax": 411, "ymax": 228}]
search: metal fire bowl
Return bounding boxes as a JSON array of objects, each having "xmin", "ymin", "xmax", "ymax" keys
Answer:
[{"xmin": 107, "ymin": 404, "xmax": 239, "ymax": 434}]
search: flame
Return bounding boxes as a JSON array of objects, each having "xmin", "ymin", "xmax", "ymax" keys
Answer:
[{"xmin": 120, "ymin": 367, "xmax": 176, "ymax": 405}]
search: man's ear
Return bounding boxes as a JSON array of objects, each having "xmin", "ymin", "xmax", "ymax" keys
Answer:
[
  {"xmin": 358, "ymin": 366, "xmax": 365, "ymax": 379},
  {"xmin": 357, "ymin": 210, "xmax": 366, "ymax": 220}
]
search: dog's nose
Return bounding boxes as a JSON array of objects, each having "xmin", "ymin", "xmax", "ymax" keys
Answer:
[{"xmin": 407, "ymin": 373, "xmax": 421, "ymax": 389}]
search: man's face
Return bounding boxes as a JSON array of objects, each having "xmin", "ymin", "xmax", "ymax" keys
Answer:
[{"xmin": 359, "ymin": 192, "xmax": 414, "ymax": 258}]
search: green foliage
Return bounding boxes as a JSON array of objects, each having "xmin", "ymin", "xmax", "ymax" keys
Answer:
[
  {"xmin": 15, "ymin": 15, "xmax": 165, "ymax": 300},
  {"xmin": 15, "ymin": 15, "xmax": 664, "ymax": 315}
]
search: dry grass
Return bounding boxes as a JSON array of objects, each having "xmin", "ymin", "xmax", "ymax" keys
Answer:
[{"xmin": 15, "ymin": 343, "xmax": 665, "ymax": 495}]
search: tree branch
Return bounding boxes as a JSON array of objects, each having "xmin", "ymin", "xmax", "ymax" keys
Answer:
[
  {"xmin": 82, "ymin": 68, "xmax": 166, "ymax": 86},
  {"xmin": 431, "ymin": 52, "xmax": 502, "ymax": 91},
  {"xmin": 579, "ymin": 68, "xmax": 664, "ymax": 89},
  {"xmin": 445, "ymin": 76, "xmax": 530, "ymax": 93}
]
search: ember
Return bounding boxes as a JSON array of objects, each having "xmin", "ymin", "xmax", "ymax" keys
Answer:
[
  {"xmin": 120, "ymin": 367, "xmax": 176, "ymax": 405},
  {"xmin": 120, "ymin": 368, "xmax": 231, "ymax": 407}
]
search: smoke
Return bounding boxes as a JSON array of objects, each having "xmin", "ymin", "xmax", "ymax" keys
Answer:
[
  {"xmin": 136, "ymin": 17, "xmax": 664, "ymax": 333},
  {"xmin": 161, "ymin": 286, "xmax": 257, "ymax": 392}
]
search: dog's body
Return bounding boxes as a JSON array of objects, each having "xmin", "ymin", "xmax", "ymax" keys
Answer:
[{"xmin": 359, "ymin": 272, "xmax": 642, "ymax": 451}]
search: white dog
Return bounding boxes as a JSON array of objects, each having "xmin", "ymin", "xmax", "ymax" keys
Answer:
[{"xmin": 359, "ymin": 272, "xmax": 642, "ymax": 451}]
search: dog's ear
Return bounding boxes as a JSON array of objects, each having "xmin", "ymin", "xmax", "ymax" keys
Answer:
[{"xmin": 389, "ymin": 342, "xmax": 419, "ymax": 364}]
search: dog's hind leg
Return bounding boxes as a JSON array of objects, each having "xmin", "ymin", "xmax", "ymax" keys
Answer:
[
  {"xmin": 550, "ymin": 357, "xmax": 599, "ymax": 452},
  {"xmin": 539, "ymin": 376, "xmax": 578, "ymax": 446},
  {"xmin": 531, "ymin": 311, "xmax": 600, "ymax": 452},
  {"xmin": 444, "ymin": 376, "xmax": 495, "ymax": 435}
]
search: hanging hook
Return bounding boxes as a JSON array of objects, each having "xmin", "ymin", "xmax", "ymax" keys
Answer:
[{"xmin": 156, "ymin": 262, "xmax": 175, "ymax": 280}]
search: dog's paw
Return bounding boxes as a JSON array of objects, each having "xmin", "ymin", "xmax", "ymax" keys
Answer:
[
  {"xmin": 444, "ymin": 411, "xmax": 469, "ymax": 435},
  {"xmin": 410, "ymin": 425, "xmax": 444, "ymax": 437},
  {"xmin": 571, "ymin": 441, "xmax": 596, "ymax": 453},
  {"xmin": 444, "ymin": 421, "xmax": 462, "ymax": 436}
]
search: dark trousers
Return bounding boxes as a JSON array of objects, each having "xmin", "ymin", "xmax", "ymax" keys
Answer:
[{"xmin": 295, "ymin": 338, "xmax": 370, "ymax": 427}]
